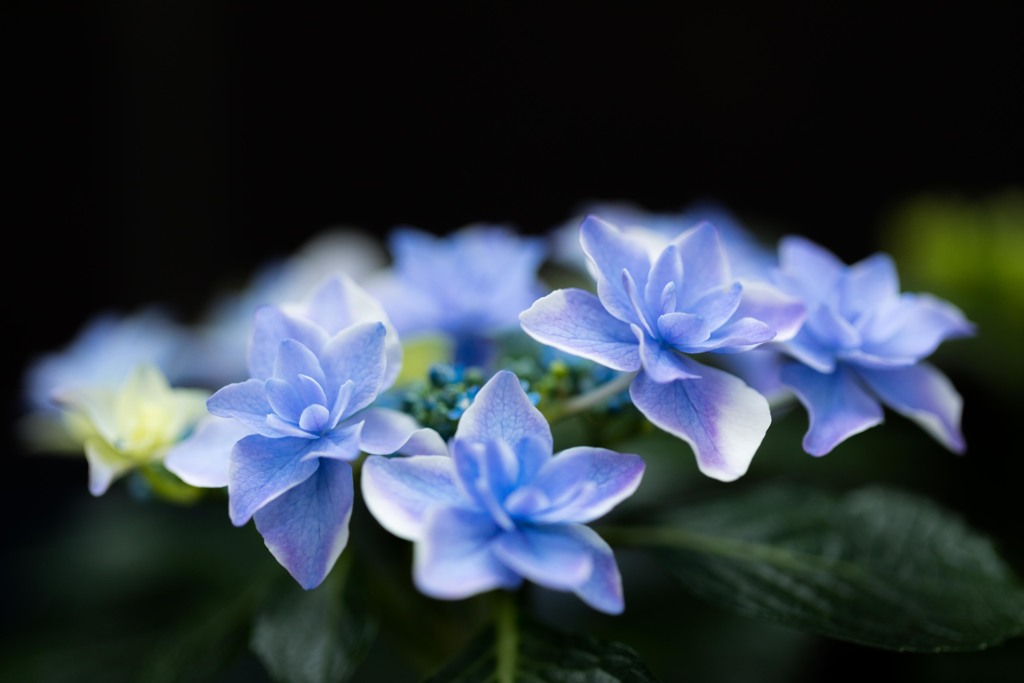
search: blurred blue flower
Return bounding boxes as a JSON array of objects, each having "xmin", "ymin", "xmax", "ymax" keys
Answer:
[
  {"xmin": 521, "ymin": 215, "xmax": 806, "ymax": 481},
  {"xmin": 771, "ymin": 236, "xmax": 976, "ymax": 455},
  {"xmin": 165, "ymin": 275, "xmax": 445, "ymax": 589},
  {"xmin": 361, "ymin": 371, "xmax": 644, "ymax": 614},
  {"xmin": 369, "ymin": 224, "xmax": 547, "ymax": 367}
]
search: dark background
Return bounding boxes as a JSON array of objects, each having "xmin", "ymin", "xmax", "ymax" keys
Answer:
[{"xmin": 6, "ymin": 3, "xmax": 1024, "ymax": 682}]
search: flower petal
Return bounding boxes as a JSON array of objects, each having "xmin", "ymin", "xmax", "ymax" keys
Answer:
[
  {"xmin": 563, "ymin": 524, "xmax": 625, "ymax": 615},
  {"xmin": 207, "ymin": 379, "xmax": 278, "ymax": 437},
  {"xmin": 856, "ymin": 363, "xmax": 966, "ymax": 453},
  {"xmin": 247, "ymin": 306, "xmax": 329, "ymax": 380},
  {"xmin": 356, "ymin": 407, "xmax": 448, "ymax": 456},
  {"xmin": 83, "ymin": 437, "xmax": 133, "ymax": 496},
  {"xmin": 253, "ymin": 459, "xmax": 354, "ymax": 590},
  {"xmin": 272, "ymin": 339, "xmax": 326, "ymax": 386},
  {"xmin": 629, "ymin": 360, "xmax": 770, "ymax": 481},
  {"xmin": 526, "ymin": 447, "xmax": 645, "ymax": 524},
  {"xmin": 164, "ymin": 415, "xmax": 251, "ymax": 488},
  {"xmin": 674, "ymin": 223, "xmax": 731, "ymax": 308},
  {"xmin": 414, "ymin": 507, "xmax": 522, "ymax": 600},
  {"xmin": 637, "ymin": 333, "xmax": 702, "ymax": 383},
  {"xmin": 519, "ymin": 288, "xmax": 641, "ymax": 372},
  {"xmin": 777, "ymin": 236, "xmax": 846, "ymax": 306},
  {"xmin": 682, "ymin": 317, "xmax": 775, "ymax": 354},
  {"xmin": 860, "ymin": 293, "xmax": 975, "ymax": 361},
  {"xmin": 300, "ymin": 421, "xmax": 364, "ymax": 461},
  {"xmin": 227, "ymin": 435, "xmax": 320, "ymax": 525},
  {"xmin": 841, "ymin": 252, "xmax": 900, "ymax": 320},
  {"xmin": 454, "ymin": 370, "xmax": 553, "ymax": 454},
  {"xmin": 361, "ymin": 454, "xmax": 464, "ymax": 540},
  {"xmin": 644, "ymin": 244, "xmax": 682, "ymax": 314},
  {"xmin": 319, "ymin": 321, "xmax": 387, "ymax": 418},
  {"xmin": 780, "ymin": 362, "xmax": 884, "ymax": 456},
  {"xmin": 579, "ymin": 215, "xmax": 652, "ymax": 324},
  {"xmin": 731, "ymin": 281, "xmax": 807, "ymax": 342},
  {"xmin": 778, "ymin": 329, "xmax": 837, "ymax": 373},
  {"xmin": 491, "ymin": 526, "xmax": 594, "ymax": 591}
]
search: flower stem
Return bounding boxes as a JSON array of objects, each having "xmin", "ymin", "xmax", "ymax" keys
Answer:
[
  {"xmin": 494, "ymin": 590, "xmax": 518, "ymax": 683},
  {"xmin": 546, "ymin": 370, "xmax": 638, "ymax": 423}
]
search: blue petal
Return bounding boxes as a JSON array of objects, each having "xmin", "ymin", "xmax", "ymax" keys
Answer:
[
  {"xmin": 656, "ymin": 312, "xmax": 712, "ymax": 347},
  {"xmin": 298, "ymin": 274, "xmax": 405, "ymax": 390},
  {"xmin": 780, "ymin": 362, "xmax": 884, "ymax": 456},
  {"xmin": 207, "ymin": 379, "xmax": 278, "ymax": 437},
  {"xmin": 299, "ymin": 404, "xmax": 331, "ymax": 432},
  {"xmin": 856, "ymin": 363, "xmax": 965, "ymax": 453},
  {"xmin": 264, "ymin": 378, "xmax": 305, "ymax": 424},
  {"xmin": 253, "ymin": 459, "xmax": 354, "ymax": 590},
  {"xmin": 681, "ymin": 317, "xmax": 775, "ymax": 354},
  {"xmin": 730, "ymin": 281, "xmax": 807, "ymax": 342},
  {"xmin": 630, "ymin": 360, "xmax": 770, "ymax": 481},
  {"xmin": 673, "ymin": 223, "xmax": 731, "ymax": 309},
  {"xmin": 637, "ymin": 332, "xmax": 702, "ymax": 383},
  {"xmin": 273, "ymin": 339, "xmax": 326, "ymax": 386},
  {"xmin": 579, "ymin": 215, "xmax": 652, "ymax": 324},
  {"xmin": 860, "ymin": 293, "xmax": 975, "ymax": 361},
  {"xmin": 356, "ymin": 407, "xmax": 448, "ymax": 456},
  {"xmin": 492, "ymin": 526, "xmax": 594, "ymax": 590},
  {"xmin": 247, "ymin": 306, "xmax": 328, "ymax": 380},
  {"xmin": 521, "ymin": 446, "xmax": 645, "ymax": 524},
  {"xmin": 454, "ymin": 370, "xmax": 553, "ymax": 454},
  {"xmin": 777, "ymin": 236, "xmax": 846, "ymax": 306},
  {"xmin": 562, "ymin": 524, "xmax": 625, "ymax": 615},
  {"xmin": 451, "ymin": 439, "xmax": 517, "ymax": 530},
  {"xmin": 840, "ymin": 253, "xmax": 900, "ymax": 322},
  {"xmin": 519, "ymin": 289, "xmax": 641, "ymax": 372},
  {"xmin": 687, "ymin": 282, "xmax": 743, "ymax": 332},
  {"xmin": 228, "ymin": 435, "xmax": 321, "ymax": 525},
  {"xmin": 779, "ymin": 329, "xmax": 837, "ymax": 373},
  {"xmin": 361, "ymin": 454, "xmax": 464, "ymax": 540},
  {"xmin": 301, "ymin": 421, "xmax": 364, "ymax": 461},
  {"xmin": 319, "ymin": 322, "xmax": 387, "ymax": 418},
  {"xmin": 644, "ymin": 244, "xmax": 682, "ymax": 315},
  {"xmin": 165, "ymin": 415, "xmax": 251, "ymax": 489},
  {"xmin": 414, "ymin": 507, "xmax": 522, "ymax": 600}
]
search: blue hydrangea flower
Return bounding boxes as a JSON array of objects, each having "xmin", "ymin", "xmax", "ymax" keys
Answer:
[
  {"xmin": 165, "ymin": 275, "xmax": 446, "ymax": 589},
  {"xmin": 369, "ymin": 225, "xmax": 547, "ymax": 367},
  {"xmin": 361, "ymin": 370, "xmax": 644, "ymax": 614},
  {"xmin": 770, "ymin": 236, "xmax": 975, "ymax": 455},
  {"xmin": 521, "ymin": 216, "xmax": 806, "ymax": 481}
]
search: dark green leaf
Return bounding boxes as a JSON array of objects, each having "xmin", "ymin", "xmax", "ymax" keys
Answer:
[
  {"xmin": 617, "ymin": 483, "xmax": 1024, "ymax": 652},
  {"xmin": 250, "ymin": 555, "xmax": 378, "ymax": 683},
  {"xmin": 424, "ymin": 610, "xmax": 660, "ymax": 683}
]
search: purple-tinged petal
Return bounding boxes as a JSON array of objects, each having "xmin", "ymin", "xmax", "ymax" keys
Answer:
[
  {"xmin": 319, "ymin": 322, "xmax": 387, "ymax": 418},
  {"xmin": 165, "ymin": 415, "xmax": 251, "ymax": 488},
  {"xmin": 451, "ymin": 439, "xmax": 517, "ymax": 530},
  {"xmin": 454, "ymin": 370, "xmax": 553, "ymax": 453},
  {"xmin": 621, "ymin": 269, "xmax": 656, "ymax": 337},
  {"xmin": 681, "ymin": 317, "xmax": 775, "ymax": 354},
  {"xmin": 688, "ymin": 282, "xmax": 743, "ymax": 332},
  {"xmin": 563, "ymin": 524, "xmax": 625, "ymax": 615},
  {"xmin": 777, "ymin": 236, "xmax": 846, "ymax": 305},
  {"xmin": 356, "ymin": 407, "xmax": 448, "ymax": 456},
  {"xmin": 656, "ymin": 312, "xmax": 712, "ymax": 347},
  {"xmin": 579, "ymin": 215, "xmax": 652, "ymax": 324},
  {"xmin": 327, "ymin": 380, "xmax": 355, "ymax": 429},
  {"xmin": 805, "ymin": 305, "xmax": 861, "ymax": 350},
  {"xmin": 414, "ymin": 507, "xmax": 522, "ymax": 600},
  {"xmin": 289, "ymin": 274, "xmax": 404, "ymax": 390},
  {"xmin": 732, "ymin": 281, "xmax": 807, "ymax": 342},
  {"xmin": 299, "ymin": 404, "xmax": 330, "ymax": 432},
  {"xmin": 264, "ymin": 378, "xmax": 305, "ymax": 424},
  {"xmin": 272, "ymin": 339, "xmax": 325, "ymax": 386},
  {"xmin": 300, "ymin": 421, "xmax": 364, "ymax": 462},
  {"xmin": 630, "ymin": 359, "xmax": 770, "ymax": 482},
  {"xmin": 525, "ymin": 447, "xmax": 644, "ymax": 524},
  {"xmin": 644, "ymin": 244, "xmax": 682, "ymax": 314},
  {"xmin": 715, "ymin": 349, "xmax": 789, "ymax": 403},
  {"xmin": 637, "ymin": 334, "xmax": 702, "ymax": 383},
  {"xmin": 253, "ymin": 459, "xmax": 353, "ymax": 590},
  {"xmin": 361, "ymin": 455, "xmax": 465, "ymax": 540},
  {"xmin": 856, "ymin": 363, "xmax": 966, "ymax": 453},
  {"xmin": 265, "ymin": 414, "xmax": 315, "ymax": 438},
  {"xmin": 674, "ymin": 223, "xmax": 732, "ymax": 308},
  {"xmin": 228, "ymin": 435, "xmax": 320, "ymax": 525},
  {"xmin": 860, "ymin": 293, "xmax": 975, "ymax": 361},
  {"xmin": 778, "ymin": 330, "xmax": 837, "ymax": 373},
  {"xmin": 780, "ymin": 362, "xmax": 884, "ymax": 456},
  {"xmin": 841, "ymin": 253, "xmax": 900, "ymax": 321},
  {"xmin": 207, "ymin": 379, "xmax": 279, "ymax": 438},
  {"xmin": 492, "ymin": 526, "xmax": 593, "ymax": 591},
  {"xmin": 838, "ymin": 349, "xmax": 918, "ymax": 370},
  {"xmin": 247, "ymin": 306, "xmax": 329, "ymax": 380},
  {"xmin": 519, "ymin": 288, "xmax": 641, "ymax": 372}
]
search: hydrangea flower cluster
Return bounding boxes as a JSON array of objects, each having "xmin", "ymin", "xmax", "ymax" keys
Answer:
[{"xmin": 21, "ymin": 205, "xmax": 975, "ymax": 624}]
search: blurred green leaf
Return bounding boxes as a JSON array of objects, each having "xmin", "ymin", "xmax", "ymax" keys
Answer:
[
  {"xmin": 612, "ymin": 483, "xmax": 1024, "ymax": 652},
  {"xmin": 250, "ymin": 555, "xmax": 378, "ymax": 683},
  {"xmin": 423, "ymin": 612, "xmax": 660, "ymax": 683}
]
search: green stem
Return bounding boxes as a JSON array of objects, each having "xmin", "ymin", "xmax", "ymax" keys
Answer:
[
  {"xmin": 494, "ymin": 590, "xmax": 518, "ymax": 683},
  {"xmin": 545, "ymin": 371, "xmax": 638, "ymax": 423}
]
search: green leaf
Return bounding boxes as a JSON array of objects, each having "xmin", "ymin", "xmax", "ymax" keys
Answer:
[
  {"xmin": 612, "ymin": 483, "xmax": 1024, "ymax": 652},
  {"xmin": 250, "ymin": 555, "xmax": 378, "ymax": 683},
  {"xmin": 424, "ymin": 597, "xmax": 660, "ymax": 683}
]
